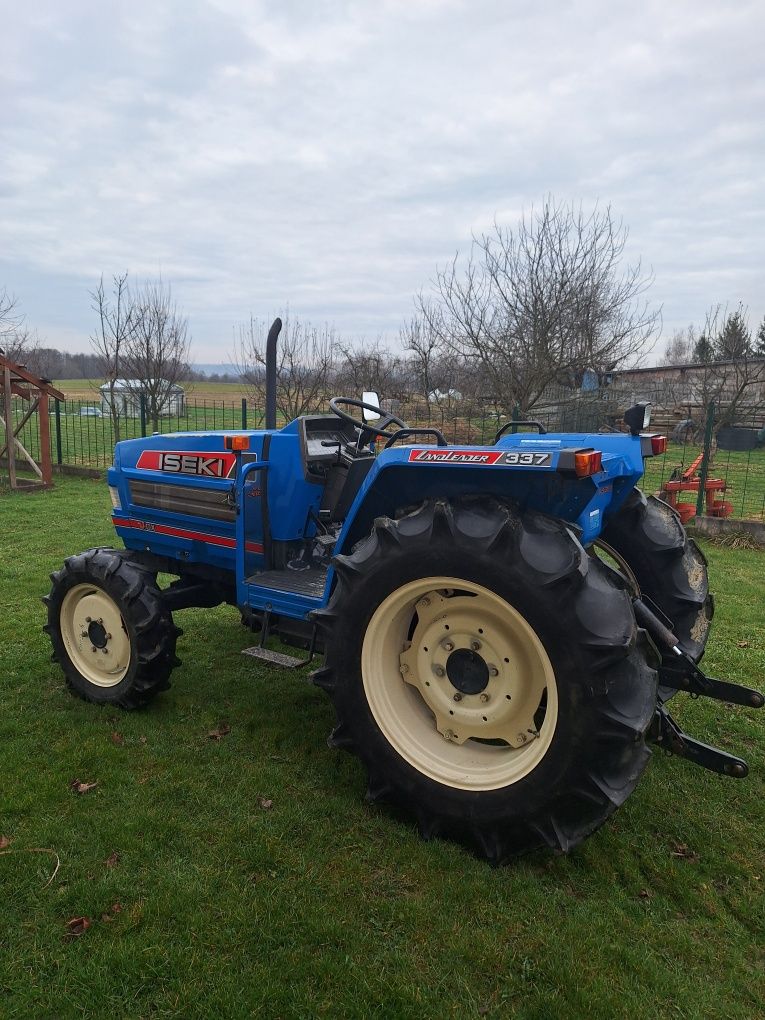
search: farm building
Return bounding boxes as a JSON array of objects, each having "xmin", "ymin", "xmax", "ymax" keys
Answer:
[{"xmin": 100, "ymin": 380, "xmax": 185, "ymax": 417}]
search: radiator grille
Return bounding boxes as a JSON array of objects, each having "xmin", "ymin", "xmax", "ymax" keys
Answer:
[{"xmin": 129, "ymin": 480, "xmax": 235, "ymax": 523}]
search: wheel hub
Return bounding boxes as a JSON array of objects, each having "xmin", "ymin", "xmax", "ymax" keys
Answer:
[
  {"xmin": 398, "ymin": 590, "xmax": 549, "ymax": 748},
  {"xmin": 446, "ymin": 648, "xmax": 489, "ymax": 695},
  {"xmin": 87, "ymin": 619, "xmax": 108, "ymax": 649}
]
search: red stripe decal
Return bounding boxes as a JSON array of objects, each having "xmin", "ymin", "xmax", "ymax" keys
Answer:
[
  {"xmin": 114, "ymin": 516, "xmax": 264, "ymax": 554},
  {"xmin": 408, "ymin": 448, "xmax": 503, "ymax": 465}
]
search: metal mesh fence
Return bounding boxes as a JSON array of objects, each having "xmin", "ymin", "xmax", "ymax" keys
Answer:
[{"xmin": 4, "ymin": 391, "xmax": 764, "ymax": 521}]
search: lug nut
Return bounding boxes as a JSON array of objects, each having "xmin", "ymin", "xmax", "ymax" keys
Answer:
[
  {"xmin": 453, "ymin": 693, "xmax": 462, "ymax": 702},
  {"xmin": 434, "ymin": 665, "xmax": 445, "ymax": 677},
  {"xmin": 91, "ymin": 646, "xmax": 97, "ymax": 654},
  {"xmin": 399, "ymin": 664, "xmax": 409, "ymax": 674},
  {"xmin": 480, "ymin": 693, "xmax": 490, "ymax": 703},
  {"xmin": 85, "ymin": 616, "xmax": 91, "ymax": 623},
  {"xmin": 443, "ymin": 640, "xmax": 454, "ymax": 651},
  {"xmin": 106, "ymin": 633, "xmax": 112, "ymax": 640},
  {"xmin": 97, "ymin": 618, "xmax": 103, "ymax": 625},
  {"xmin": 80, "ymin": 630, "xmax": 88, "ymax": 638},
  {"xmin": 489, "ymin": 667, "xmax": 498, "ymax": 677},
  {"xmin": 517, "ymin": 732, "xmax": 527, "ymax": 744},
  {"xmin": 443, "ymin": 729, "xmax": 455, "ymax": 741},
  {"xmin": 471, "ymin": 640, "xmax": 481, "ymax": 651},
  {"xmin": 420, "ymin": 597, "xmax": 430, "ymax": 608}
]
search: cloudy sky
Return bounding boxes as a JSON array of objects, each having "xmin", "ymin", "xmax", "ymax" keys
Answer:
[{"xmin": 2, "ymin": 0, "xmax": 764, "ymax": 362}]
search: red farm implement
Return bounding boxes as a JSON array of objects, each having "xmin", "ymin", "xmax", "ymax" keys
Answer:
[{"xmin": 660, "ymin": 452, "xmax": 733, "ymax": 524}]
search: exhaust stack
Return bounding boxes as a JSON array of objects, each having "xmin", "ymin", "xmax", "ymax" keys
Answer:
[{"xmin": 265, "ymin": 317, "xmax": 282, "ymax": 431}]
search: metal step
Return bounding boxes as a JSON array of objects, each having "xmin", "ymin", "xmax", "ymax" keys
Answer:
[
  {"xmin": 242, "ymin": 645, "xmax": 309, "ymax": 669},
  {"xmin": 241, "ymin": 608, "xmax": 318, "ymax": 670}
]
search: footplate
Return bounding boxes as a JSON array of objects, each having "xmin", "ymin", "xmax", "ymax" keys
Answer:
[
  {"xmin": 648, "ymin": 708, "xmax": 749, "ymax": 778},
  {"xmin": 242, "ymin": 646, "xmax": 310, "ymax": 669}
]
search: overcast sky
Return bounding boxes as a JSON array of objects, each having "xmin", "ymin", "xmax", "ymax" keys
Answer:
[{"xmin": 2, "ymin": 0, "xmax": 763, "ymax": 363}]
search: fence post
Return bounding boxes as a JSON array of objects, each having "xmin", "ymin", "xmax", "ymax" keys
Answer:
[
  {"xmin": 511, "ymin": 403, "xmax": 520, "ymax": 434},
  {"xmin": 241, "ymin": 397, "xmax": 247, "ymax": 430},
  {"xmin": 139, "ymin": 393, "xmax": 147, "ymax": 437},
  {"xmin": 54, "ymin": 398, "xmax": 63, "ymax": 465},
  {"xmin": 695, "ymin": 400, "xmax": 715, "ymax": 519}
]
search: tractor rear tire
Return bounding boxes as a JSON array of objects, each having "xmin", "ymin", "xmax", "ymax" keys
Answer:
[
  {"xmin": 601, "ymin": 488, "xmax": 713, "ymax": 663},
  {"xmin": 312, "ymin": 498, "xmax": 657, "ymax": 862},
  {"xmin": 44, "ymin": 548, "xmax": 180, "ymax": 710}
]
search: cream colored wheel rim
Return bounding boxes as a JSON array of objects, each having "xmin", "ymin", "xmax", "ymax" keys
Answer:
[
  {"xmin": 361, "ymin": 577, "xmax": 558, "ymax": 791},
  {"xmin": 60, "ymin": 584, "xmax": 132, "ymax": 687}
]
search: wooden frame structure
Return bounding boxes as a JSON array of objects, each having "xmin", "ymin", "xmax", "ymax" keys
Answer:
[{"xmin": 0, "ymin": 354, "xmax": 65, "ymax": 490}]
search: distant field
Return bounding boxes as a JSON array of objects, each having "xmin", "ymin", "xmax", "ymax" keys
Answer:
[{"xmin": 55, "ymin": 379, "xmax": 252, "ymax": 402}]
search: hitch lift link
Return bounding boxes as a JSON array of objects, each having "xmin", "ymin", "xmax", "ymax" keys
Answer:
[{"xmin": 632, "ymin": 596, "xmax": 763, "ymax": 779}]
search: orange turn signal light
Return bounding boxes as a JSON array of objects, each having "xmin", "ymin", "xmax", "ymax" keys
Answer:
[
  {"xmin": 574, "ymin": 450, "xmax": 603, "ymax": 477},
  {"xmin": 224, "ymin": 435, "xmax": 250, "ymax": 451},
  {"xmin": 651, "ymin": 435, "xmax": 667, "ymax": 455}
]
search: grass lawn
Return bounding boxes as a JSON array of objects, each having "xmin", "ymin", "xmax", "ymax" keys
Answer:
[{"xmin": 1, "ymin": 477, "xmax": 764, "ymax": 1018}]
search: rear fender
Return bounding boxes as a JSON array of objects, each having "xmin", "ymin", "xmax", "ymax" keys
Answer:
[{"xmin": 334, "ymin": 434, "xmax": 648, "ymax": 555}]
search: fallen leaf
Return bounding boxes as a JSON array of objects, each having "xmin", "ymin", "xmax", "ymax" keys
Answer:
[
  {"xmin": 638, "ymin": 888, "xmax": 652, "ymax": 899},
  {"xmin": 208, "ymin": 723, "xmax": 231, "ymax": 741},
  {"xmin": 65, "ymin": 916, "xmax": 91, "ymax": 937},
  {"xmin": 101, "ymin": 912, "xmax": 114, "ymax": 923},
  {"xmin": 111, "ymin": 902, "xmax": 123, "ymax": 914},
  {"xmin": 0, "ymin": 835, "xmax": 10, "ymax": 849},
  {"xmin": 737, "ymin": 641, "xmax": 750, "ymax": 648},
  {"xmin": 69, "ymin": 779, "xmax": 98, "ymax": 795},
  {"xmin": 139, "ymin": 735, "xmax": 147, "ymax": 745},
  {"xmin": 105, "ymin": 851, "xmax": 120, "ymax": 869},
  {"xmin": 110, "ymin": 731, "xmax": 124, "ymax": 746},
  {"xmin": 671, "ymin": 842, "xmax": 698, "ymax": 861},
  {"xmin": 259, "ymin": 797, "xmax": 273, "ymax": 810}
]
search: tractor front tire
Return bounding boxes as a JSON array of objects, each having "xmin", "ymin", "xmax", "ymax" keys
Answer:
[
  {"xmin": 312, "ymin": 498, "xmax": 657, "ymax": 862},
  {"xmin": 44, "ymin": 548, "xmax": 180, "ymax": 710}
]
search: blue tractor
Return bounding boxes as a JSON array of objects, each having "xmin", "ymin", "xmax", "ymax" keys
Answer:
[{"xmin": 44, "ymin": 320, "xmax": 762, "ymax": 861}]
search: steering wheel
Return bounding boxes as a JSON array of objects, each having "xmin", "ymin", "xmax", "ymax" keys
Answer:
[{"xmin": 329, "ymin": 396, "xmax": 409, "ymax": 440}]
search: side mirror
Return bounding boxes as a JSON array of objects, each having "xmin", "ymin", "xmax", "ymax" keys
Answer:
[
  {"xmin": 624, "ymin": 401, "xmax": 651, "ymax": 435},
  {"xmin": 361, "ymin": 391, "xmax": 381, "ymax": 422}
]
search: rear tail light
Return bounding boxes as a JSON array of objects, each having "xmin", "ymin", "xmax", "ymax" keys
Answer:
[
  {"xmin": 574, "ymin": 450, "xmax": 603, "ymax": 477},
  {"xmin": 651, "ymin": 435, "xmax": 667, "ymax": 455}
]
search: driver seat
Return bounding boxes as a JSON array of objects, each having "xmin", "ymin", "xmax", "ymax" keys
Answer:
[{"xmin": 320, "ymin": 445, "xmax": 374, "ymax": 523}]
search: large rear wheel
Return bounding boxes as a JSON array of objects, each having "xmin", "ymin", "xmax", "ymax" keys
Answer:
[
  {"xmin": 602, "ymin": 489, "xmax": 713, "ymax": 664},
  {"xmin": 312, "ymin": 498, "xmax": 658, "ymax": 862}
]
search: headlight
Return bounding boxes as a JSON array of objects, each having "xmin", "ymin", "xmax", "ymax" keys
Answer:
[{"xmin": 108, "ymin": 485, "xmax": 121, "ymax": 510}]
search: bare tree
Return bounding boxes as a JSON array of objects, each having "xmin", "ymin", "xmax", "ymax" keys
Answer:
[
  {"xmin": 333, "ymin": 338, "xmax": 406, "ymax": 402},
  {"xmin": 411, "ymin": 198, "xmax": 660, "ymax": 413},
  {"xmin": 235, "ymin": 313, "xmax": 336, "ymax": 423},
  {"xmin": 124, "ymin": 280, "xmax": 191, "ymax": 431},
  {"xmin": 401, "ymin": 315, "xmax": 441, "ymax": 401},
  {"xmin": 660, "ymin": 325, "xmax": 696, "ymax": 366},
  {"xmin": 89, "ymin": 273, "xmax": 138, "ymax": 442},
  {"xmin": 0, "ymin": 288, "xmax": 39, "ymax": 369}
]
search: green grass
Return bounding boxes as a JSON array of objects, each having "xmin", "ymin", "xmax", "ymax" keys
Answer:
[{"xmin": 1, "ymin": 478, "xmax": 764, "ymax": 1018}]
